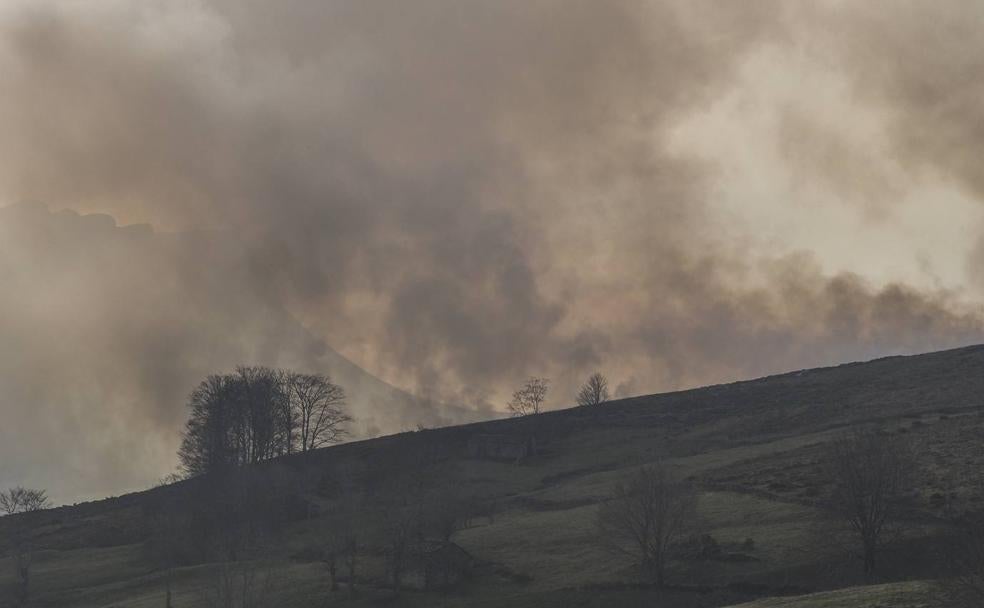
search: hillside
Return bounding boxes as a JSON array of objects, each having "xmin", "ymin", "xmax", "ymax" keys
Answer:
[{"xmin": 6, "ymin": 344, "xmax": 984, "ymax": 607}]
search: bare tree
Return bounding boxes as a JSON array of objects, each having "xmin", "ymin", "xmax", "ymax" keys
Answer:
[
  {"xmin": 1, "ymin": 486, "xmax": 51, "ymax": 605},
  {"xmin": 319, "ymin": 498, "xmax": 361, "ymax": 595},
  {"xmin": 507, "ymin": 377, "xmax": 549, "ymax": 417},
  {"xmin": 285, "ymin": 372, "xmax": 351, "ymax": 452},
  {"xmin": 382, "ymin": 504, "xmax": 422, "ymax": 596},
  {"xmin": 576, "ymin": 372, "xmax": 610, "ymax": 407},
  {"xmin": 596, "ymin": 464, "xmax": 697, "ymax": 588},
  {"xmin": 0, "ymin": 488, "xmax": 49, "ymax": 516},
  {"xmin": 202, "ymin": 561, "xmax": 273, "ymax": 608},
  {"xmin": 822, "ymin": 429, "xmax": 913, "ymax": 576}
]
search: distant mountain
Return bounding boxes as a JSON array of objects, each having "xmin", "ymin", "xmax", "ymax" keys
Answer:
[
  {"xmin": 314, "ymin": 342, "xmax": 491, "ymax": 438},
  {"xmin": 0, "ymin": 202, "xmax": 488, "ymax": 503}
]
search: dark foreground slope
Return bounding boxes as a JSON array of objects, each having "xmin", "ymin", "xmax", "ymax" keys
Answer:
[{"xmin": 5, "ymin": 345, "xmax": 984, "ymax": 607}]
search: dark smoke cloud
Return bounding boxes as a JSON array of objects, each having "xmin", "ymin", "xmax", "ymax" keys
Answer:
[
  {"xmin": 0, "ymin": 203, "xmax": 475, "ymax": 501},
  {"xmin": 1, "ymin": 1, "xmax": 983, "ymax": 502}
]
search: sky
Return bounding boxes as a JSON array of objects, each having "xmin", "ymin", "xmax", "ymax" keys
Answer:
[{"xmin": 3, "ymin": 0, "xmax": 984, "ymax": 503}]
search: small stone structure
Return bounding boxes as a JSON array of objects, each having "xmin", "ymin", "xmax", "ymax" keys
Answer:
[
  {"xmin": 466, "ymin": 433, "xmax": 536, "ymax": 462},
  {"xmin": 404, "ymin": 541, "xmax": 474, "ymax": 590}
]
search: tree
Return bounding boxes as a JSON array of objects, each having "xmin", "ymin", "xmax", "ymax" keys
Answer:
[
  {"xmin": 179, "ymin": 374, "xmax": 241, "ymax": 476},
  {"xmin": 0, "ymin": 487, "xmax": 49, "ymax": 516},
  {"xmin": 381, "ymin": 503, "xmax": 422, "ymax": 596},
  {"xmin": 822, "ymin": 429, "xmax": 913, "ymax": 576},
  {"xmin": 1, "ymin": 486, "xmax": 51, "ymax": 605},
  {"xmin": 596, "ymin": 464, "xmax": 697, "ymax": 587},
  {"xmin": 285, "ymin": 372, "xmax": 351, "ymax": 452},
  {"xmin": 234, "ymin": 365, "xmax": 288, "ymax": 464},
  {"xmin": 322, "ymin": 500, "xmax": 360, "ymax": 594},
  {"xmin": 576, "ymin": 372, "xmax": 610, "ymax": 407},
  {"xmin": 507, "ymin": 377, "xmax": 549, "ymax": 417},
  {"xmin": 202, "ymin": 561, "xmax": 272, "ymax": 608}
]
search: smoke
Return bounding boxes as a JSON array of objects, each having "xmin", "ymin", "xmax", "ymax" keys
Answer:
[{"xmin": 1, "ymin": 1, "xmax": 984, "ymax": 501}]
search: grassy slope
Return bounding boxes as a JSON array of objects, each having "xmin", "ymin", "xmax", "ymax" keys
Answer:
[
  {"xmin": 6, "ymin": 344, "xmax": 984, "ymax": 607},
  {"xmin": 723, "ymin": 581, "xmax": 937, "ymax": 608}
]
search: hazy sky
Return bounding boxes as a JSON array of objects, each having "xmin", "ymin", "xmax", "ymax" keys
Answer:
[{"xmin": 3, "ymin": 0, "xmax": 984, "ymax": 503}]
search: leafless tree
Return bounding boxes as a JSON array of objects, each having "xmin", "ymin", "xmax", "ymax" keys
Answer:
[
  {"xmin": 576, "ymin": 372, "xmax": 611, "ymax": 407},
  {"xmin": 596, "ymin": 464, "xmax": 697, "ymax": 588},
  {"xmin": 202, "ymin": 561, "xmax": 273, "ymax": 608},
  {"xmin": 507, "ymin": 377, "xmax": 549, "ymax": 417},
  {"xmin": 1, "ymin": 486, "xmax": 51, "ymax": 605},
  {"xmin": 319, "ymin": 498, "xmax": 360, "ymax": 595},
  {"xmin": 822, "ymin": 429, "xmax": 913, "ymax": 576},
  {"xmin": 382, "ymin": 504, "xmax": 422, "ymax": 596},
  {"xmin": 285, "ymin": 372, "xmax": 351, "ymax": 452},
  {"xmin": 0, "ymin": 487, "xmax": 50, "ymax": 516}
]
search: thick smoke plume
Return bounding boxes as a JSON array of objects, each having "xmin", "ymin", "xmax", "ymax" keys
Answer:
[{"xmin": 1, "ymin": 1, "xmax": 984, "ymax": 501}]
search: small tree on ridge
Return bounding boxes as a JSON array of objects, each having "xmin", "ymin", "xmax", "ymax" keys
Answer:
[
  {"xmin": 507, "ymin": 377, "xmax": 549, "ymax": 417},
  {"xmin": 576, "ymin": 372, "xmax": 610, "ymax": 406}
]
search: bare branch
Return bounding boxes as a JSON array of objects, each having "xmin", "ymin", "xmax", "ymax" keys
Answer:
[{"xmin": 507, "ymin": 377, "xmax": 549, "ymax": 417}]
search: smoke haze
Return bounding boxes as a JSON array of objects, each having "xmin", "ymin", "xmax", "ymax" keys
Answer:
[{"xmin": 2, "ymin": 1, "xmax": 984, "ymax": 502}]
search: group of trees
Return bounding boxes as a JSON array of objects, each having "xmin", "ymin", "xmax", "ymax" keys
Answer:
[
  {"xmin": 179, "ymin": 367, "xmax": 352, "ymax": 477},
  {"xmin": 507, "ymin": 371, "xmax": 612, "ymax": 417},
  {"xmin": 1, "ymin": 486, "xmax": 51, "ymax": 606}
]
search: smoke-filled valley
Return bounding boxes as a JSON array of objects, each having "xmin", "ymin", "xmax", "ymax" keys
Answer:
[
  {"xmin": 3, "ymin": 0, "xmax": 984, "ymax": 502},
  {"xmin": 4, "ymin": 2, "xmax": 984, "ymax": 606}
]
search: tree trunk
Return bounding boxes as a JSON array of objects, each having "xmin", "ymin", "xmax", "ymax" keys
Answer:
[
  {"xmin": 164, "ymin": 568, "xmax": 173, "ymax": 608},
  {"xmin": 17, "ymin": 553, "xmax": 30, "ymax": 605},
  {"xmin": 348, "ymin": 553, "xmax": 357, "ymax": 596},
  {"xmin": 863, "ymin": 545, "xmax": 876, "ymax": 576},
  {"xmin": 328, "ymin": 557, "xmax": 338, "ymax": 592}
]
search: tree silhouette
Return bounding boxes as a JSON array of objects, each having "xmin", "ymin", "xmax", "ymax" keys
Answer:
[
  {"xmin": 596, "ymin": 464, "xmax": 696, "ymax": 587},
  {"xmin": 285, "ymin": 372, "xmax": 351, "ymax": 452},
  {"xmin": 1, "ymin": 486, "xmax": 51, "ymax": 605},
  {"xmin": 507, "ymin": 377, "xmax": 549, "ymax": 417},
  {"xmin": 576, "ymin": 372, "xmax": 610, "ymax": 406},
  {"xmin": 823, "ymin": 429, "xmax": 913, "ymax": 576},
  {"xmin": 179, "ymin": 367, "xmax": 352, "ymax": 477}
]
